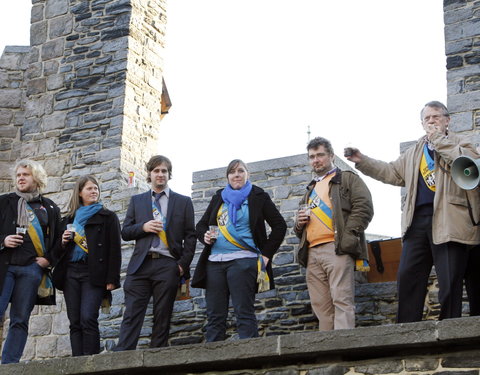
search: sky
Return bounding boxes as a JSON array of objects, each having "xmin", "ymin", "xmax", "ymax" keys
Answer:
[{"xmin": 0, "ymin": 1, "xmax": 447, "ymax": 237}]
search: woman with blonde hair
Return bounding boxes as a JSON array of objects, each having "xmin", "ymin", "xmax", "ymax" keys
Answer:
[{"xmin": 53, "ymin": 175, "xmax": 121, "ymax": 356}]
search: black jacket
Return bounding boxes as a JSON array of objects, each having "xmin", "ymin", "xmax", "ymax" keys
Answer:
[
  {"xmin": 52, "ymin": 208, "xmax": 122, "ymax": 290},
  {"xmin": 121, "ymin": 189, "xmax": 197, "ymax": 279},
  {"xmin": 0, "ymin": 192, "xmax": 61, "ymax": 305},
  {"xmin": 192, "ymin": 185, "xmax": 287, "ymax": 290}
]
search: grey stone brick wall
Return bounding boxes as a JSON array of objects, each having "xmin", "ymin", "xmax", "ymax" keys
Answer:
[
  {"xmin": 0, "ymin": 0, "xmax": 479, "ymax": 366},
  {"xmin": 5, "ymin": 317, "xmax": 480, "ymax": 374},
  {"xmin": 0, "ymin": 0, "xmax": 167, "ymax": 361},
  {"xmin": 444, "ymin": 0, "xmax": 480, "ymax": 141}
]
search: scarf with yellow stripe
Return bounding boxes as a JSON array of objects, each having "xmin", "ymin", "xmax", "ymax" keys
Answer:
[{"xmin": 216, "ymin": 203, "xmax": 270, "ymax": 292}]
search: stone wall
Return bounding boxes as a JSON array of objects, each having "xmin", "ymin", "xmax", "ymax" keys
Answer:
[
  {"xmin": 0, "ymin": 0, "xmax": 479, "ymax": 366},
  {"xmin": 0, "ymin": 0, "xmax": 167, "ymax": 361},
  {"xmin": 4, "ymin": 317, "xmax": 480, "ymax": 374},
  {"xmin": 445, "ymin": 0, "xmax": 480, "ymax": 140}
]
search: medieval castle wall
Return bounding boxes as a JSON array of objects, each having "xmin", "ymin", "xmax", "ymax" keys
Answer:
[{"xmin": 0, "ymin": 0, "xmax": 479, "ymax": 364}]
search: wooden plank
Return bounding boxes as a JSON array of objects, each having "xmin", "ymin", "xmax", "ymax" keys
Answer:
[{"xmin": 367, "ymin": 237, "xmax": 402, "ymax": 283}]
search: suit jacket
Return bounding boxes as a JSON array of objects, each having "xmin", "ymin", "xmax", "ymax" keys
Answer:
[
  {"xmin": 121, "ymin": 189, "xmax": 196, "ymax": 279},
  {"xmin": 52, "ymin": 208, "xmax": 122, "ymax": 290},
  {"xmin": 0, "ymin": 192, "xmax": 61, "ymax": 305},
  {"xmin": 191, "ymin": 184, "xmax": 287, "ymax": 290}
]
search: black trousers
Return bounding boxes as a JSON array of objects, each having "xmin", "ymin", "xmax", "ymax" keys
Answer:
[
  {"xmin": 63, "ymin": 263, "xmax": 105, "ymax": 356},
  {"xmin": 397, "ymin": 214, "xmax": 468, "ymax": 323},
  {"xmin": 115, "ymin": 255, "xmax": 180, "ymax": 350},
  {"xmin": 465, "ymin": 245, "xmax": 480, "ymax": 316}
]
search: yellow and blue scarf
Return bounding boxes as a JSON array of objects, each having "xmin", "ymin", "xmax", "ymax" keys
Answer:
[
  {"xmin": 70, "ymin": 203, "xmax": 103, "ymax": 262},
  {"xmin": 420, "ymin": 143, "xmax": 436, "ymax": 192},
  {"xmin": 216, "ymin": 203, "xmax": 270, "ymax": 292},
  {"xmin": 26, "ymin": 205, "xmax": 53, "ymax": 297},
  {"xmin": 308, "ymin": 189, "xmax": 334, "ymax": 231},
  {"xmin": 152, "ymin": 197, "xmax": 169, "ymax": 248}
]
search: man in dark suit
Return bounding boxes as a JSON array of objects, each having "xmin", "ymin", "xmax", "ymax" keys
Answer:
[{"xmin": 114, "ymin": 155, "xmax": 196, "ymax": 350}]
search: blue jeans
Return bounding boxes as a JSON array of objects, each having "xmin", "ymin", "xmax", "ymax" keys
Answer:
[
  {"xmin": 63, "ymin": 262, "xmax": 105, "ymax": 356},
  {"xmin": 0, "ymin": 263, "xmax": 43, "ymax": 364},
  {"xmin": 205, "ymin": 258, "xmax": 259, "ymax": 342}
]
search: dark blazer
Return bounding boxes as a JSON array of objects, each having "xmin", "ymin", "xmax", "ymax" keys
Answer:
[
  {"xmin": 52, "ymin": 208, "xmax": 122, "ymax": 291},
  {"xmin": 0, "ymin": 192, "xmax": 61, "ymax": 305},
  {"xmin": 121, "ymin": 189, "xmax": 196, "ymax": 279},
  {"xmin": 191, "ymin": 185, "xmax": 287, "ymax": 290}
]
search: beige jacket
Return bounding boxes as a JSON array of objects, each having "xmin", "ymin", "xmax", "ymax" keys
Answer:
[{"xmin": 356, "ymin": 131, "xmax": 480, "ymax": 245}]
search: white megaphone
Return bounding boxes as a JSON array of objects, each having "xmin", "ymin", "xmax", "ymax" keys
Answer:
[{"xmin": 451, "ymin": 155, "xmax": 480, "ymax": 190}]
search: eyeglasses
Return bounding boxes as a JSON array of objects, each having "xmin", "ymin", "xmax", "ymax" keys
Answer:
[{"xmin": 422, "ymin": 114, "xmax": 448, "ymax": 123}]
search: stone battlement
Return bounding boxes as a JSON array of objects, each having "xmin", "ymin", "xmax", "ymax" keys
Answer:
[{"xmin": 2, "ymin": 317, "xmax": 480, "ymax": 374}]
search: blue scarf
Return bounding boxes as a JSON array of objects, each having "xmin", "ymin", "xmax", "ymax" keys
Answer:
[
  {"xmin": 221, "ymin": 180, "xmax": 252, "ymax": 226},
  {"xmin": 71, "ymin": 203, "xmax": 103, "ymax": 262}
]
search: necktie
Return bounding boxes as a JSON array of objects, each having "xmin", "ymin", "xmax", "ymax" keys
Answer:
[{"xmin": 152, "ymin": 192, "xmax": 165, "ymax": 248}]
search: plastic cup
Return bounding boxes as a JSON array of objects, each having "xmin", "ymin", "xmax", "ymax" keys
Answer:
[
  {"xmin": 299, "ymin": 204, "xmax": 311, "ymax": 217},
  {"xmin": 16, "ymin": 226, "xmax": 27, "ymax": 237},
  {"xmin": 66, "ymin": 224, "xmax": 75, "ymax": 240},
  {"xmin": 209, "ymin": 225, "xmax": 219, "ymax": 239}
]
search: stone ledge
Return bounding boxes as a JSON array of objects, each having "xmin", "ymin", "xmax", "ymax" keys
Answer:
[{"xmin": 3, "ymin": 317, "xmax": 480, "ymax": 374}]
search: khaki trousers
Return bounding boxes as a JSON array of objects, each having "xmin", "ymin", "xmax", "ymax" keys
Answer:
[{"xmin": 306, "ymin": 242, "xmax": 355, "ymax": 331}]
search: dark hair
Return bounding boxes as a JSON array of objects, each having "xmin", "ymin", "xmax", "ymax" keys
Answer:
[
  {"xmin": 421, "ymin": 101, "xmax": 450, "ymax": 120},
  {"xmin": 226, "ymin": 159, "xmax": 248, "ymax": 177},
  {"xmin": 306, "ymin": 137, "xmax": 334, "ymax": 155},
  {"xmin": 146, "ymin": 155, "xmax": 172, "ymax": 182}
]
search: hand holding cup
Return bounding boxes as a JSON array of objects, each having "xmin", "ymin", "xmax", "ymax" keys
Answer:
[
  {"xmin": 296, "ymin": 204, "xmax": 310, "ymax": 228},
  {"xmin": 205, "ymin": 225, "xmax": 219, "ymax": 245}
]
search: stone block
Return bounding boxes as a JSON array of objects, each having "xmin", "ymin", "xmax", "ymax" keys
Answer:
[
  {"xmin": 306, "ymin": 366, "xmax": 349, "ymax": 375},
  {"xmin": 274, "ymin": 185, "xmax": 291, "ymax": 199},
  {"xmin": 30, "ymin": 21, "xmax": 48, "ymax": 46},
  {"xmin": 45, "ymin": 0, "xmax": 69, "ymax": 18},
  {"xmin": 355, "ymin": 361, "xmax": 404, "ymax": 375},
  {"xmin": 47, "ymin": 74, "xmax": 65, "ymax": 90},
  {"xmin": 437, "ymin": 316, "xmax": 480, "ymax": 341},
  {"xmin": 49, "ymin": 14, "xmax": 73, "ymax": 38},
  {"xmin": 0, "ymin": 125, "xmax": 17, "ymax": 138},
  {"xmin": 31, "ymin": 4, "xmax": 44, "ymax": 23},
  {"xmin": 44, "ymin": 157, "xmax": 66, "ymax": 177},
  {"xmin": 52, "ymin": 311, "xmax": 70, "ymax": 336},
  {"xmin": 20, "ymin": 142, "xmax": 39, "ymax": 158},
  {"xmin": 21, "ymin": 336, "xmax": 36, "ymax": 361},
  {"xmin": 280, "ymin": 199, "xmax": 302, "ymax": 212},
  {"xmin": 30, "ymin": 315, "xmax": 52, "ymax": 336},
  {"xmin": 0, "ymin": 110, "xmax": 13, "ymax": 125},
  {"xmin": 36, "ymin": 336, "xmax": 58, "ymax": 359},
  {"xmin": 273, "ymin": 252, "xmax": 294, "ymax": 266},
  {"xmin": 38, "ymin": 138, "xmax": 56, "ymax": 155},
  {"xmin": 56, "ymin": 334, "xmax": 72, "ymax": 357},
  {"xmin": 0, "ymin": 89, "xmax": 22, "ymax": 108},
  {"xmin": 404, "ymin": 358, "xmax": 440, "ymax": 372},
  {"xmin": 264, "ymin": 370, "xmax": 298, "ymax": 375},
  {"xmin": 41, "ymin": 39, "xmax": 65, "ymax": 60}
]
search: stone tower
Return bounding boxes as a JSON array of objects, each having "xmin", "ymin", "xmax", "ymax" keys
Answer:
[
  {"xmin": 0, "ymin": 0, "xmax": 169, "ymax": 359},
  {"xmin": 0, "ymin": 0, "xmax": 169, "ymax": 198}
]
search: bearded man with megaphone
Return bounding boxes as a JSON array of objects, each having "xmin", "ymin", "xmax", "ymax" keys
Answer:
[{"xmin": 344, "ymin": 101, "xmax": 480, "ymax": 323}]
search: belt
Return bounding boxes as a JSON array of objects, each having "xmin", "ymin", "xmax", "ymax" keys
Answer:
[
  {"xmin": 147, "ymin": 252, "xmax": 163, "ymax": 259},
  {"xmin": 70, "ymin": 257, "xmax": 88, "ymax": 265}
]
